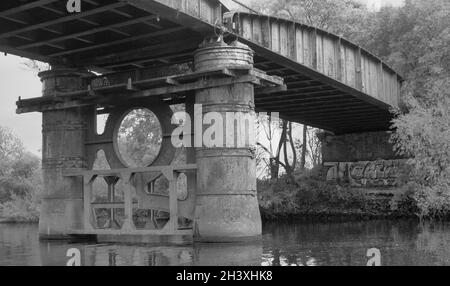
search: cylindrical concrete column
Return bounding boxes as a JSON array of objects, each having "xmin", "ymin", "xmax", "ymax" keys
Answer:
[
  {"xmin": 39, "ymin": 68, "xmax": 91, "ymax": 240},
  {"xmin": 193, "ymin": 40, "xmax": 262, "ymax": 242}
]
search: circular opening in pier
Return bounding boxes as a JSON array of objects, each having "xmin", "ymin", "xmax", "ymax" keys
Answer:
[{"xmin": 116, "ymin": 108, "xmax": 163, "ymax": 168}]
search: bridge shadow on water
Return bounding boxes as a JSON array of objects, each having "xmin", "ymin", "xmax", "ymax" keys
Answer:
[{"xmin": 2, "ymin": 220, "xmax": 450, "ymax": 266}]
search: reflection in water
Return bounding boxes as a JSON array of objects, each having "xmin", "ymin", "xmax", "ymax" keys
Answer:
[
  {"xmin": 261, "ymin": 219, "xmax": 446, "ymax": 266},
  {"xmin": 1, "ymin": 220, "xmax": 450, "ymax": 266},
  {"xmin": 38, "ymin": 241, "xmax": 262, "ymax": 266},
  {"xmin": 0, "ymin": 224, "xmax": 41, "ymax": 266}
]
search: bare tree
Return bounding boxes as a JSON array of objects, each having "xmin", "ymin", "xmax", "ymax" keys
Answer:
[
  {"xmin": 256, "ymin": 114, "xmax": 285, "ymax": 179},
  {"xmin": 282, "ymin": 121, "xmax": 298, "ymax": 183},
  {"xmin": 257, "ymin": 115, "xmax": 299, "ymax": 184},
  {"xmin": 307, "ymin": 128, "xmax": 323, "ymax": 168},
  {"xmin": 300, "ymin": 125, "xmax": 308, "ymax": 170}
]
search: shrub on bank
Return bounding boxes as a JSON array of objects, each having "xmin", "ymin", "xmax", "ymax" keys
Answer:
[
  {"xmin": 0, "ymin": 170, "xmax": 42, "ymax": 223},
  {"xmin": 0, "ymin": 128, "xmax": 42, "ymax": 223},
  {"xmin": 391, "ymin": 79, "xmax": 450, "ymax": 221},
  {"xmin": 0, "ymin": 193, "xmax": 40, "ymax": 223},
  {"xmin": 411, "ymin": 181, "xmax": 450, "ymax": 220}
]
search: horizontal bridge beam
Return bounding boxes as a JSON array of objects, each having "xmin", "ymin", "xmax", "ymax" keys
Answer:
[
  {"xmin": 79, "ymin": 37, "xmax": 202, "ymax": 68},
  {"xmin": 0, "ymin": 2, "xmax": 126, "ymax": 40},
  {"xmin": 0, "ymin": 0, "xmax": 59, "ymax": 18},
  {"xmin": 296, "ymin": 112, "xmax": 388, "ymax": 121},
  {"xmin": 255, "ymin": 94, "xmax": 346, "ymax": 105},
  {"xmin": 17, "ymin": 15, "xmax": 159, "ymax": 50},
  {"xmin": 16, "ymin": 67, "xmax": 284, "ymax": 114},
  {"xmin": 285, "ymin": 105, "xmax": 389, "ymax": 114},
  {"xmin": 48, "ymin": 26, "xmax": 187, "ymax": 57},
  {"xmin": 256, "ymin": 98, "xmax": 357, "ymax": 110}
]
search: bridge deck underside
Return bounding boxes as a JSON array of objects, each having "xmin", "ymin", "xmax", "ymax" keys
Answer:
[
  {"xmin": 252, "ymin": 55, "xmax": 393, "ymax": 134},
  {"xmin": 1, "ymin": 0, "xmax": 397, "ymax": 134}
]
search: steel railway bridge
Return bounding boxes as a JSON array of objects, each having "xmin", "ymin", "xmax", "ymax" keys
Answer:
[{"xmin": 0, "ymin": 0, "xmax": 403, "ymax": 243}]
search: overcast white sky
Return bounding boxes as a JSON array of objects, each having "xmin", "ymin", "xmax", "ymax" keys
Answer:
[
  {"xmin": 0, "ymin": 54, "xmax": 42, "ymax": 155},
  {"xmin": 0, "ymin": 0, "xmax": 405, "ymax": 157}
]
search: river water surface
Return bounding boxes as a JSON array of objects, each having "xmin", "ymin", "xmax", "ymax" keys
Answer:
[{"xmin": 1, "ymin": 219, "xmax": 449, "ymax": 266}]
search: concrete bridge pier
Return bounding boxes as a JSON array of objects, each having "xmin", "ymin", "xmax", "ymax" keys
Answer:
[
  {"xmin": 193, "ymin": 40, "xmax": 262, "ymax": 242},
  {"xmin": 38, "ymin": 68, "xmax": 91, "ymax": 240}
]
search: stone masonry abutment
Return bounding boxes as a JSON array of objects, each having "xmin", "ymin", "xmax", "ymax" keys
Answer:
[{"xmin": 320, "ymin": 131, "xmax": 409, "ymax": 189}]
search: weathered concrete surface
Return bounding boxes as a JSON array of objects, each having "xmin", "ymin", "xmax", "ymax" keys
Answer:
[
  {"xmin": 319, "ymin": 131, "xmax": 404, "ymax": 162},
  {"xmin": 321, "ymin": 131, "xmax": 411, "ymax": 196},
  {"xmin": 193, "ymin": 40, "xmax": 262, "ymax": 242},
  {"xmin": 39, "ymin": 69, "xmax": 91, "ymax": 239}
]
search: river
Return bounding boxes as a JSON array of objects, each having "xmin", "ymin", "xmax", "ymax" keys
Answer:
[{"xmin": 1, "ymin": 219, "xmax": 449, "ymax": 266}]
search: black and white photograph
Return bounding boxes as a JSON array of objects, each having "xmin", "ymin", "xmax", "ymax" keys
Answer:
[{"xmin": 0, "ymin": 0, "xmax": 449, "ymax": 269}]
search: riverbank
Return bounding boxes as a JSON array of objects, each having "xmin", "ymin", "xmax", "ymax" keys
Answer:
[
  {"xmin": 0, "ymin": 218, "xmax": 38, "ymax": 224},
  {"xmin": 1, "ymin": 183, "xmax": 418, "ymax": 224},
  {"xmin": 0, "ymin": 195, "xmax": 40, "ymax": 224},
  {"xmin": 0, "ymin": 168, "xmax": 421, "ymax": 224},
  {"xmin": 257, "ymin": 170, "xmax": 418, "ymax": 221}
]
